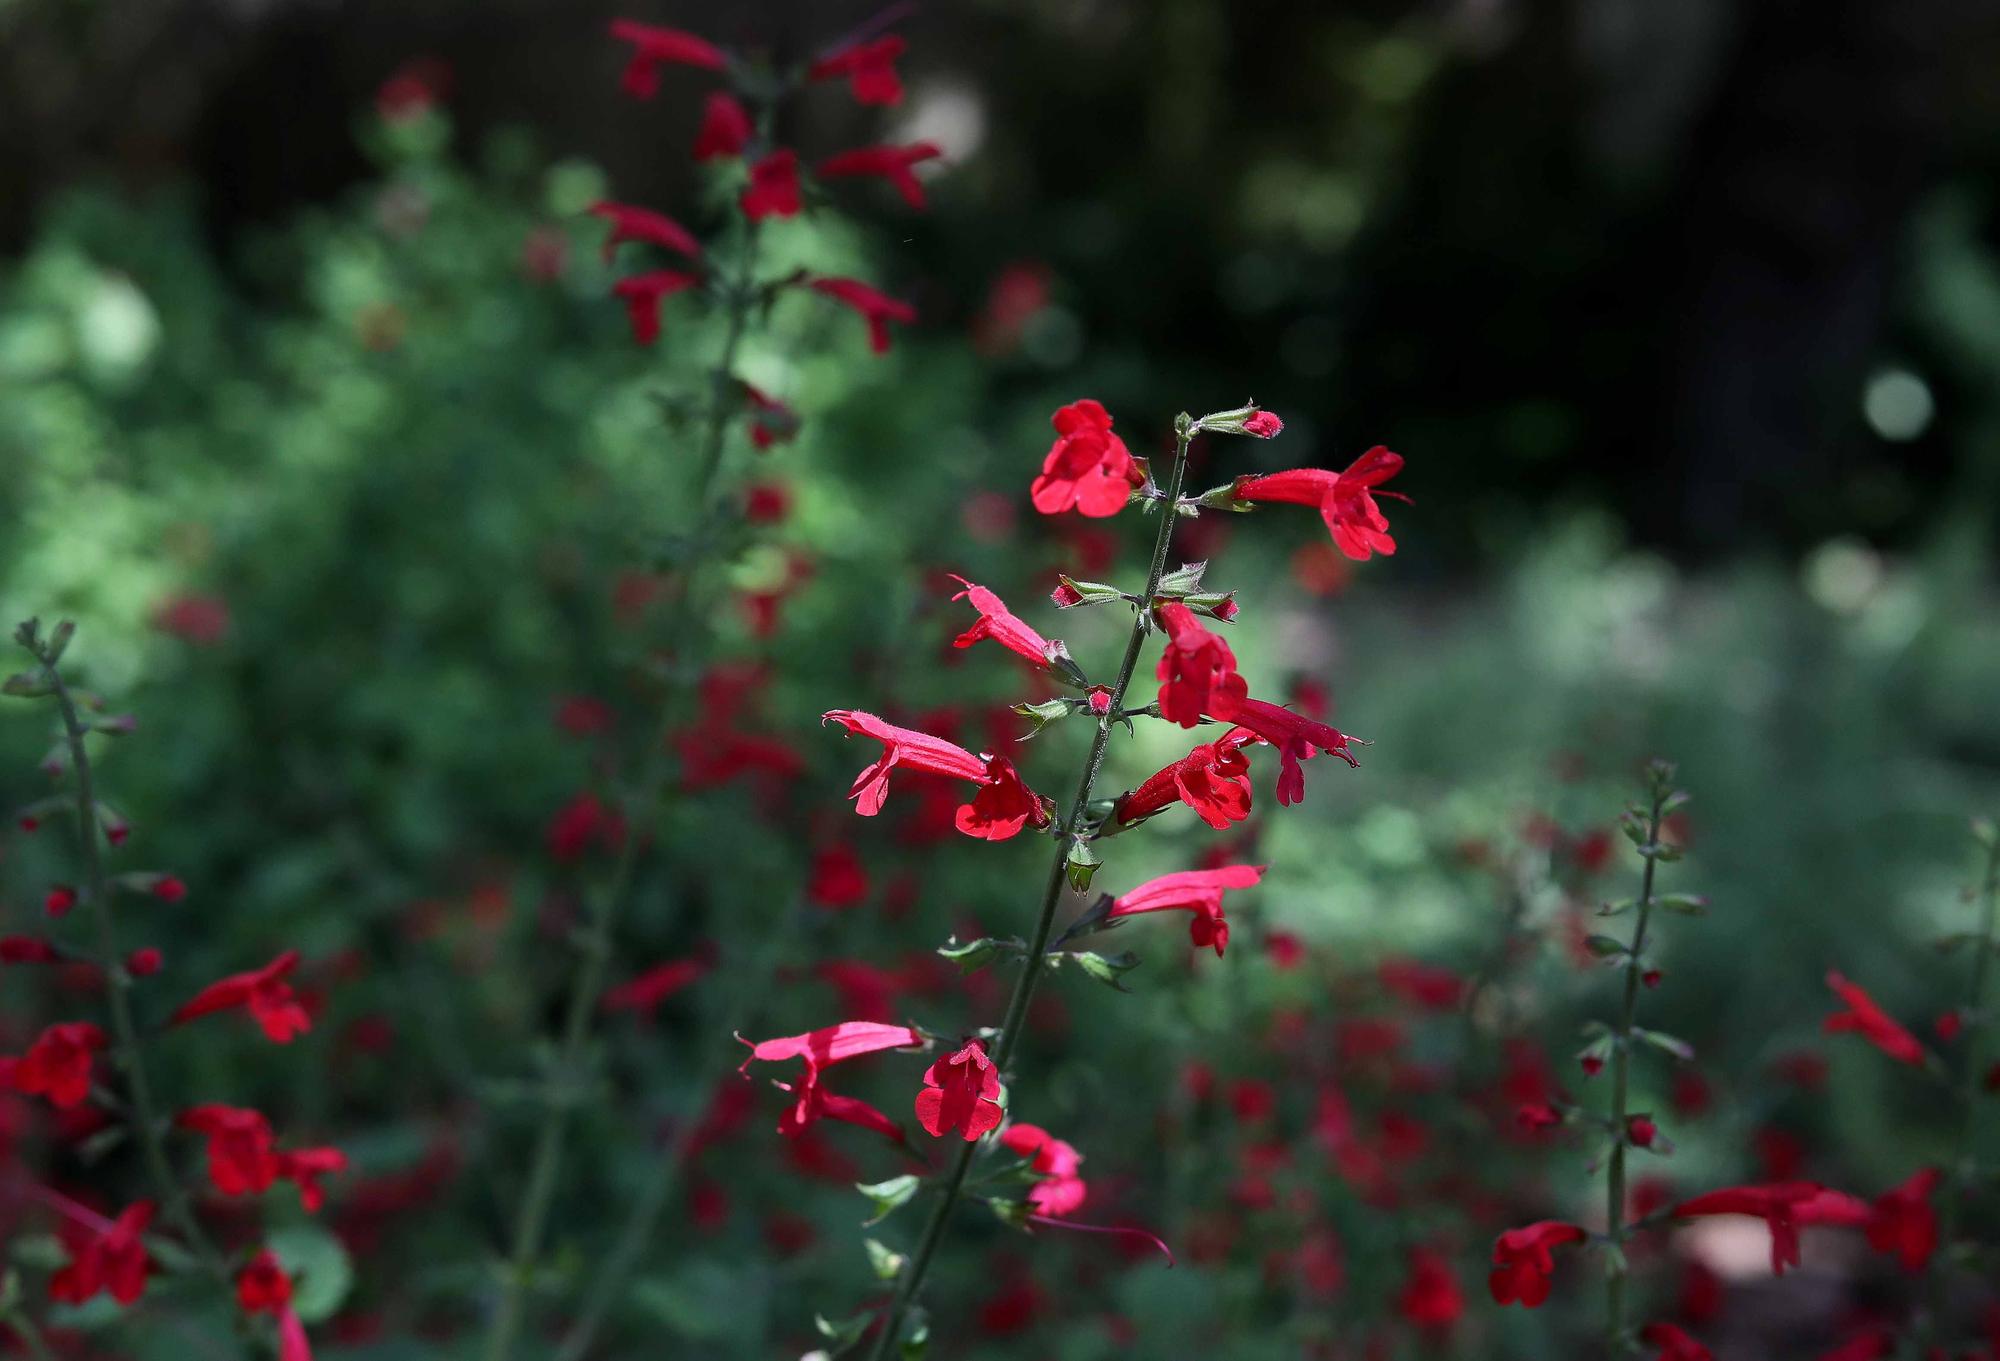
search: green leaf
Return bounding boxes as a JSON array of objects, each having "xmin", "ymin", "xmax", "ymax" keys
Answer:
[
  {"xmin": 1070, "ymin": 950, "xmax": 1140, "ymax": 992},
  {"xmin": 1632, "ymin": 1027, "xmax": 1696, "ymax": 1062},
  {"xmin": 1011, "ymin": 698, "xmax": 1073, "ymax": 736},
  {"xmin": 1, "ymin": 672, "xmax": 50, "ymax": 699},
  {"xmin": 1655, "ymin": 893, "xmax": 1709, "ymax": 915},
  {"xmin": 900, "ymin": 1304, "xmax": 931, "ymax": 1359},
  {"xmin": 1601, "ymin": 1241, "xmax": 1629, "ymax": 1279},
  {"xmin": 815, "ymin": 1311, "xmax": 874, "ymax": 1349},
  {"xmin": 864, "ymin": 1237, "xmax": 906, "ymax": 1281},
  {"xmin": 936, "ymin": 936, "xmax": 1024, "ymax": 973},
  {"xmin": 1065, "ymin": 838, "xmax": 1102, "ymax": 893},
  {"xmin": 1583, "ymin": 934, "xmax": 1627, "ymax": 958},
  {"xmin": 857, "ymin": 1174, "xmax": 921, "ymax": 1226},
  {"xmin": 1596, "ymin": 897, "xmax": 1635, "ymax": 917},
  {"xmin": 8, "ymin": 1234, "xmax": 64, "ymax": 1270},
  {"xmin": 1155, "ymin": 561, "xmax": 1209, "ymax": 596},
  {"xmin": 268, "ymin": 1224, "xmax": 353, "ymax": 1324},
  {"xmin": 987, "ymin": 1197, "xmax": 1031, "ymax": 1229}
]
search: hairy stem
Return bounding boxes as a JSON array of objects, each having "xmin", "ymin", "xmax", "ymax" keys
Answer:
[
  {"xmin": 1912, "ymin": 828, "xmax": 2000, "ymax": 1356},
  {"xmin": 1605, "ymin": 783, "xmax": 1665, "ymax": 1356},
  {"xmin": 862, "ymin": 415, "xmax": 1196, "ymax": 1361},
  {"xmin": 480, "ymin": 218, "xmax": 765, "ymax": 1361},
  {"xmin": 38, "ymin": 650, "xmax": 227, "ymax": 1281}
]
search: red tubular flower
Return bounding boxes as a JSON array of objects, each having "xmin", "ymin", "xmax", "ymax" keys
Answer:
[
  {"xmin": 1113, "ymin": 734, "xmax": 1254, "ymax": 830},
  {"xmin": 807, "ymin": 845, "xmax": 870, "ymax": 908},
  {"xmin": 807, "ymin": 35, "xmax": 906, "ymax": 106},
  {"xmin": 45, "ymin": 884, "xmax": 77, "ymax": 917},
  {"xmin": 173, "ymin": 950, "xmax": 312, "ymax": 1043},
  {"xmin": 1823, "ymin": 972, "xmax": 1926, "ymax": 1066},
  {"xmin": 1030, "ymin": 399, "xmax": 1142, "ymax": 518},
  {"xmin": 1628, "ymin": 1115, "xmax": 1659, "ymax": 1148},
  {"xmin": 1398, "ymin": 1246, "xmax": 1464, "ymax": 1332},
  {"xmin": 1243, "ymin": 411, "xmax": 1284, "ymax": 438},
  {"xmin": 1209, "ymin": 697, "xmax": 1360, "ymax": 804},
  {"xmin": 178, "ymin": 1104, "xmax": 280, "ymax": 1196},
  {"xmin": 1107, "ymin": 865, "xmax": 1267, "ymax": 957},
  {"xmin": 602, "ymin": 957, "xmax": 708, "ymax": 1017},
  {"xmin": 1488, "ymin": 1220, "xmax": 1587, "ymax": 1307},
  {"xmin": 1, "ymin": 1022, "xmax": 106, "ymax": 1108},
  {"xmin": 1, "ymin": 934, "xmax": 58, "ymax": 964},
  {"xmin": 1232, "ymin": 445, "xmax": 1406, "ymax": 560},
  {"xmin": 744, "ymin": 384, "xmax": 797, "ymax": 448},
  {"xmin": 741, "ymin": 149, "xmax": 801, "ymax": 220},
  {"xmin": 822, "ymin": 710, "xmax": 1050, "ymax": 840},
  {"xmin": 608, "ymin": 19, "xmax": 726, "ymax": 98},
  {"xmin": 274, "ymin": 1146, "xmax": 347, "ymax": 1213},
  {"xmin": 739, "ymin": 1021, "xmax": 925, "ymax": 1140},
  {"xmin": 692, "ymin": 92, "xmax": 752, "ymax": 160},
  {"xmin": 950, "ymin": 575, "xmax": 1058, "ymax": 669},
  {"xmin": 1154, "ymin": 602, "xmax": 1245, "ymax": 728},
  {"xmin": 1516, "ymin": 1102, "xmax": 1562, "ymax": 1131},
  {"xmin": 804, "ymin": 276, "xmax": 916, "ymax": 354},
  {"xmin": 236, "ymin": 1248, "xmax": 315, "ymax": 1361},
  {"xmin": 154, "ymin": 875, "xmax": 188, "ymax": 902},
  {"xmin": 1002, "ymin": 1123, "xmax": 1087, "ymax": 1217},
  {"xmin": 611, "ymin": 270, "xmax": 701, "ymax": 346},
  {"xmin": 588, "ymin": 201, "xmax": 700, "ymax": 262},
  {"xmin": 1672, "ymin": 1182, "xmax": 1857, "ymax": 1275},
  {"xmin": 916, "ymin": 1038, "xmax": 1003, "ymax": 1141},
  {"xmin": 126, "ymin": 946, "xmax": 163, "ymax": 975},
  {"xmin": 546, "ymin": 791, "xmax": 626, "ymax": 861},
  {"xmin": 1641, "ymin": 1322, "xmax": 1712, "ymax": 1361},
  {"xmin": 1866, "ymin": 1167, "xmax": 1940, "ymax": 1271},
  {"xmin": 50, "ymin": 1201, "xmax": 153, "ymax": 1306},
  {"xmin": 816, "ymin": 142, "xmax": 944, "ymax": 210}
]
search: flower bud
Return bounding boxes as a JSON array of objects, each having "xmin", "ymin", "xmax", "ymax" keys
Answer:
[
  {"xmin": 126, "ymin": 948, "xmax": 163, "ymax": 977},
  {"xmin": 1627, "ymin": 1116, "xmax": 1658, "ymax": 1148},
  {"xmin": 1192, "ymin": 404, "xmax": 1283, "ymax": 438}
]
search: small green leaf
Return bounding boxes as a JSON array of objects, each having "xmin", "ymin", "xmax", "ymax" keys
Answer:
[
  {"xmin": 857, "ymin": 1174, "xmax": 922, "ymax": 1226},
  {"xmin": 1069, "ymin": 950, "xmax": 1140, "ymax": 992},
  {"xmin": 1596, "ymin": 897, "xmax": 1635, "ymax": 917},
  {"xmin": 1601, "ymin": 1241, "xmax": 1629, "ymax": 1279},
  {"xmin": 864, "ymin": 1237, "xmax": 906, "ymax": 1281},
  {"xmin": 1632, "ymin": 1027, "xmax": 1695, "ymax": 1061},
  {"xmin": 1156, "ymin": 561, "xmax": 1209, "ymax": 596},
  {"xmin": 1654, "ymin": 893, "xmax": 1709, "ymax": 915},
  {"xmin": 900, "ymin": 1304, "xmax": 931, "ymax": 1359},
  {"xmin": 815, "ymin": 1311, "xmax": 874, "ymax": 1349},
  {"xmin": 1583, "ymin": 934, "xmax": 1627, "ymax": 958},
  {"xmin": 1065, "ymin": 838, "xmax": 1102, "ymax": 893},
  {"xmin": 987, "ymin": 1197, "xmax": 1030, "ymax": 1229},
  {"xmin": 1, "ymin": 672, "xmax": 50, "ymax": 699},
  {"xmin": 937, "ymin": 936, "xmax": 1024, "ymax": 973}
]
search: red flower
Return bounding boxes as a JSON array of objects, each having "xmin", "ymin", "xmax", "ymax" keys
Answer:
[
  {"xmin": 588, "ymin": 201, "xmax": 700, "ymax": 262},
  {"xmin": 1113, "ymin": 734, "xmax": 1255, "ymax": 830},
  {"xmin": 1817, "ymin": 1334, "xmax": 1893, "ymax": 1361},
  {"xmin": 693, "ymin": 92, "xmax": 751, "ymax": 160},
  {"xmin": 1, "ymin": 1022, "xmax": 106, "ymax": 1108},
  {"xmin": 274, "ymin": 1146, "xmax": 348, "ymax": 1214},
  {"xmin": 916, "ymin": 1038, "xmax": 1003, "ymax": 1141},
  {"xmin": 1641, "ymin": 1322, "xmax": 1712, "ymax": 1361},
  {"xmin": 822, "ymin": 710, "xmax": 1050, "ymax": 841},
  {"xmin": 154, "ymin": 875, "xmax": 188, "ymax": 902},
  {"xmin": 546, "ymin": 791, "xmax": 627, "ymax": 862},
  {"xmin": 1243, "ymin": 411, "xmax": 1284, "ymax": 438},
  {"xmin": 1378, "ymin": 958, "xmax": 1464, "ymax": 1010},
  {"xmin": 950, "ymin": 575, "xmax": 1059, "ymax": 669},
  {"xmin": 741, "ymin": 149, "xmax": 801, "ymax": 220},
  {"xmin": 739, "ymin": 1020, "xmax": 924, "ymax": 1142},
  {"xmin": 1155, "ymin": 602, "xmax": 1245, "ymax": 728},
  {"xmin": 744, "ymin": 384, "xmax": 797, "ymax": 448},
  {"xmin": 179, "ymin": 1104, "xmax": 279, "ymax": 1196},
  {"xmin": 1030, "ymin": 400, "xmax": 1143, "ymax": 518},
  {"xmin": 608, "ymin": 19, "xmax": 726, "ymax": 98},
  {"xmin": 1231, "ymin": 445, "xmax": 1406, "ymax": 561},
  {"xmin": 1488, "ymin": 1220, "xmax": 1587, "ymax": 1307},
  {"xmin": 817, "ymin": 142, "xmax": 944, "ymax": 210},
  {"xmin": 50, "ymin": 1201, "xmax": 152, "ymax": 1306},
  {"xmin": 1, "ymin": 934, "xmax": 58, "ymax": 964},
  {"xmin": 807, "ymin": 35, "xmax": 906, "ymax": 106},
  {"xmin": 45, "ymin": 884, "xmax": 77, "ymax": 917},
  {"xmin": 1002, "ymin": 1122, "xmax": 1087, "ymax": 1217},
  {"xmin": 611, "ymin": 270, "xmax": 701, "ymax": 346},
  {"xmin": 1516, "ymin": 1102, "xmax": 1562, "ymax": 1131},
  {"xmin": 804, "ymin": 276, "xmax": 915, "ymax": 354},
  {"xmin": 1866, "ymin": 1167, "xmax": 1939, "ymax": 1271},
  {"xmin": 1398, "ymin": 1246, "xmax": 1464, "ymax": 1331},
  {"xmin": 602, "ymin": 957, "xmax": 708, "ymax": 1017},
  {"xmin": 1628, "ymin": 1115, "xmax": 1659, "ymax": 1148},
  {"xmin": 1107, "ymin": 865, "xmax": 1266, "ymax": 957},
  {"xmin": 1672, "ymin": 1183, "xmax": 1862, "ymax": 1275},
  {"xmin": 807, "ymin": 845, "xmax": 870, "ymax": 908},
  {"xmin": 1211, "ymin": 697, "xmax": 1360, "ymax": 804},
  {"xmin": 376, "ymin": 59, "xmax": 448, "ymax": 121},
  {"xmin": 173, "ymin": 950, "xmax": 312, "ymax": 1043},
  {"xmin": 125, "ymin": 946, "xmax": 162, "ymax": 975},
  {"xmin": 1823, "ymin": 972, "xmax": 1926, "ymax": 1066}
]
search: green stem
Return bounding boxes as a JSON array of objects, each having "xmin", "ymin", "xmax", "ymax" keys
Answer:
[
  {"xmin": 38, "ymin": 651, "xmax": 228, "ymax": 1281},
  {"xmin": 861, "ymin": 415, "xmax": 1197, "ymax": 1361},
  {"xmin": 1605, "ymin": 782, "xmax": 1665, "ymax": 1358},
  {"xmin": 1912, "ymin": 829, "xmax": 2000, "ymax": 1356},
  {"xmin": 480, "ymin": 218, "xmax": 765, "ymax": 1361}
]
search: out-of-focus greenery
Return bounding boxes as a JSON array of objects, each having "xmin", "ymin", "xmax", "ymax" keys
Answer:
[{"xmin": 3, "ymin": 101, "xmax": 2000, "ymax": 1361}]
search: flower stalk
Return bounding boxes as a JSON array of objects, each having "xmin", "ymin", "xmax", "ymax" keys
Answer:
[{"xmin": 861, "ymin": 415, "xmax": 1198, "ymax": 1361}]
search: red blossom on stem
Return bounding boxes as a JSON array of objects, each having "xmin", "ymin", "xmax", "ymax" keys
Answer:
[
  {"xmin": 739, "ymin": 1021, "xmax": 924, "ymax": 1143},
  {"xmin": 236, "ymin": 1250, "xmax": 314, "ymax": 1361},
  {"xmin": 1488, "ymin": 1220, "xmax": 1587, "ymax": 1307},
  {"xmin": 915, "ymin": 1038, "xmax": 1003, "ymax": 1141},
  {"xmin": 1641, "ymin": 1322, "xmax": 1713, "ymax": 1361},
  {"xmin": 172, "ymin": 950, "xmax": 313, "ymax": 1043},
  {"xmin": 1113, "ymin": 734, "xmax": 1255, "ymax": 831},
  {"xmin": 611, "ymin": 270, "xmax": 701, "ymax": 347},
  {"xmin": 822, "ymin": 710, "xmax": 1049, "ymax": 841},
  {"xmin": 1399, "ymin": 1246, "xmax": 1465, "ymax": 1331},
  {"xmin": 1231, "ymin": 445, "xmax": 1407, "ymax": 561},
  {"xmin": 608, "ymin": 19, "xmax": 726, "ymax": 98},
  {"xmin": 1210, "ymin": 697, "xmax": 1360, "ymax": 804},
  {"xmin": 0, "ymin": 1021, "xmax": 106, "ymax": 1108},
  {"xmin": 692, "ymin": 92, "xmax": 752, "ymax": 161},
  {"xmin": 950, "ymin": 575, "xmax": 1060, "ymax": 670},
  {"xmin": 804, "ymin": 276, "xmax": 916, "ymax": 354},
  {"xmin": 1000, "ymin": 1123, "xmax": 1086, "ymax": 1217},
  {"xmin": 744, "ymin": 384, "xmax": 798, "ymax": 449},
  {"xmin": 1, "ymin": 934, "xmax": 58, "ymax": 964},
  {"xmin": 1823, "ymin": 971, "xmax": 1927, "ymax": 1066},
  {"xmin": 741, "ymin": 149, "xmax": 802, "ymax": 220},
  {"xmin": 1671, "ymin": 1182, "xmax": 1867, "ymax": 1276},
  {"xmin": 1865, "ymin": 1166, "xmax": 1939, "ymax": 1270},
  {"xmin": 1154, "ymin": 602, "xmax": 1245, "ymax": 728},
  {"xmin": 1106, "ymin": 864, "xmax": 1267, "ymax": 957},
  {"xmin": 179, "ymin": 1103, "xmax": 279, "ymax": 1196},
  {"xmin": 602, "ymin": 957, "xmax": 708, "ymax": 1017},
  {"xmin": 807, "ymin": 35, "xmax": 906, "ymax": 106},
  {"xmin": 1242, "ymin": 410, "xmax": 1284, "ymax": 438},
  {"xmin": 816, "ymin": 143, "xmax": 944, "ymax": 210},
  {"xmin": 49, "ymin": 1200, "xmax": 153, "ymax": 1306},
  {"xmin": 588, "ymin": 201, "xmax": 701, "ymax": 262},
  {"xmin": 1030, "ymin": 400, "xmax": 1142, "ymax": 518}
]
